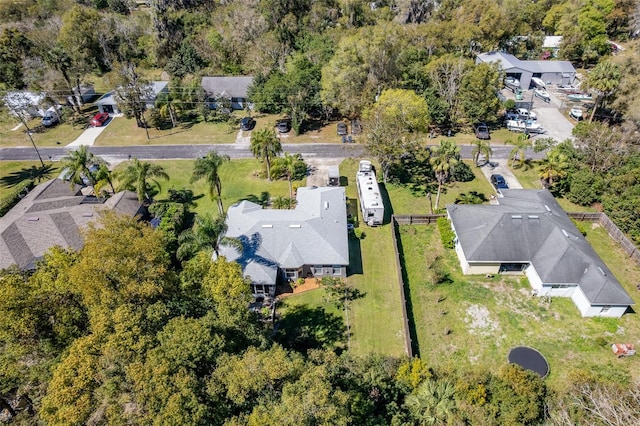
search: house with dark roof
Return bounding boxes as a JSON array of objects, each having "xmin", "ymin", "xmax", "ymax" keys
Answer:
[
  {"xmin": 0, "ymin": 179, "xmax": 144, "ymax": 270},
  {"xmin": 446, "ymin": 190, "xmax": 634, "ymax": 318},
  {"xmin": 476, "ymin": 51, "xmax": 576, "ymax": 90},
  {"xmin": 201, "ymin": 76, "xmax": 253, "ymax": 110},
  {"xmin": 218, "ymin": 186, "xmax": 349, "ymax": 296},
  {"xmin": 95, "ymin": 81, "xmax": 169, "ymax": 115}
]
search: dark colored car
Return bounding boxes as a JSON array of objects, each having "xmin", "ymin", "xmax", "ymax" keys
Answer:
[
  {"xmin": 490, "ymin": 174, "xmax": 509, "ymax": 190},
  {"xmin": 276, "ymin": 120, "xmax": 291, "ymax": 133},
  {"xmin": 337, "ymin": 122, "xmax": 348, "ymax": 135},
  {"xmin": 90, "ymin": 112, "xmax": 110, "ymax": 127},
  {"xmin": 475, "ymin": 123, "xmax": 490, "ymax": 140},
  {"xmin": 240, "ymin": 117, "xmax": 256, "ymax": 131},
  {"xmin": 351, "ymin": 119, "xmax": 362, "ymax": 134}
]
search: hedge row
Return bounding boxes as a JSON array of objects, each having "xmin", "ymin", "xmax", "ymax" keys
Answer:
[
  {"xmin": 0, "ymin": 180, "xmax": 33, "ymax": 217},
  {"xmin": 437, "ymin": 217, "xmax": 455, "ymax": 249}
]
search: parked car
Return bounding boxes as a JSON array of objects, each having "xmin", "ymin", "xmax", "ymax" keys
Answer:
[
  {"xmin": 337, "ymin": 122, "xmax": 348, "ymax": 135},
  {"xmin": 42, "ymin": 111, "xmax": 60, "ymax": 127},
  {"xmin": 276, "ymin": 120, "xmax": 291, "ymax": 133},
  {"xmin": 490, "ymin": 174, "xmax": 509, "ymax": 190},
  {"xmin": 240, "ymin": 117, "xmax": 256, "ymax": 131},
  {"xmin": 90, "ymin": 112, "xmax": 110, "ymax": 127},
  {"xmin": 351, "ymin": 119, "xmax": 362, "ymax": 134},
  {"xmin": 534, "ymin": 88, "xmax": 551, "ymax": 103},
  {"xmin": 475, "ymin": 123, "xmax": 490, "ymax": 140},
  {"xmin": 569, "ymin": 107, "xmax": 583, "ymax": 120},
  {"xmin": 516, "ymin": 108, "xmax": 537, "ymax": 120}
]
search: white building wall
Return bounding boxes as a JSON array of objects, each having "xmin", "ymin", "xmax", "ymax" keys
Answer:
[
  {"xmin": 525, "ymin": 265, "xmax": 543, "ymax": 292},
  {"xmin": 571, "ymin": 287, "xmax": 627, "ymax": 318}
]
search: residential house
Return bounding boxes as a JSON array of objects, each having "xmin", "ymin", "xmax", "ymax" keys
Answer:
[
  {"xmin": 446, "ymin": 189, "xmax": 634, "ymax": 318},
  {"xmin": 95, "ymin": 81, "xmax": 169, "ymax": 115},
  {"xmin": 0, "ymin": 179, "xmax": 144, "ymax": 270},
  {"xmin": 201, "ymin": 76, "xmax": 253, "ymax": 110},
  {"xmin": 476, "ymin": 51, "xmax": 576, "ymax": 89},
  {"xmin": 218, "ymin": 186, "xmax": 350, "ymax": 297},
  {"xmin": 542, "ymin": 36, "xmax": 563, "ymax": 58},
  {"xmin": 68, "ymin": 85, "xmax": 96, "ymax": 106}
]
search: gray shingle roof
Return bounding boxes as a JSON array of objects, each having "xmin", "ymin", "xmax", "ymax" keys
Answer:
[
  {"xmin": 477, "ymin": 51, "xmax": 575, "ymax": 75},
  {"xmin": 201, "ymin": 76, "xmax": 254, "ymax": 98},
  {"xmin": 219, "ymin": 187, "xmax": 349, "ymax": 284},
  {"xmin": 447, "ymin": 190, "xmax": 633, "ymax": 306},
  {"xmin": 0, "ymin": 179, "xmax": 143, "ymax": 270}
]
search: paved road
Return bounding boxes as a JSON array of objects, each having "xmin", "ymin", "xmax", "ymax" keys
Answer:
[{"xmin": 0, "ymin": 143, "xmax": 544, "ymax": 163}]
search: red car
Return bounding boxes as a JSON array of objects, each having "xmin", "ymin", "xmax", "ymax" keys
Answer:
[{"xmin": 90, "ymin": 112, "xmax": 110, "ymax": 127}]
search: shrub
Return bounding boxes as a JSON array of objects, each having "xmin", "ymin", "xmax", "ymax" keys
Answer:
[
  {"xmin": 571, "ymin": 219, "xmax": 588, "ymax": 237},
  {"xmin": 437, "ymin": 217, "xmax": 455, "ymax": 249}
]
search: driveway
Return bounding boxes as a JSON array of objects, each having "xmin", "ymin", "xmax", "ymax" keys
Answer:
[
  {"xmin": 479, "ymin": 159, "xmax": 523, "ymax": 192},
  {"xmin": 304, "ymin": 157, "xmax": 343, "ymax": 187},
  {"xmin": 65, "ymin": 116, "xmax": 115, "ymax": 147}
]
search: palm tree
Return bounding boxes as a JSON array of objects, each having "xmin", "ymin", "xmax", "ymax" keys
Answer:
[
  {"xmin": 177, "ymin": 213, "xmax": 230, "ymax": 261},
  {"xmin": 539, "ymin": 149, "xmax": 569, "ymax": 189},
  {"xmin": 272, "ymin": 152, "xmax": 303, "ymax": 201},
  {"xmin": 93, "ymin": 163, "xmax": 115, "ymax": 196},
  {"xmin": 429, "ymin": 140, "xmax": 460, "ymax": 211},
  {"xmin": 405, "ymin": 379, "xmax": 458, "ymax": 426},
  {"xmin": 60, "ymin": 145, "xmax": 104, "ymax": 189},
  {"xmin": 582, "ymin": 60, "xmax": 621, "ymax": 123},
  {"xmin": 509, "ymin": 134, "xmax": 533, "ymax": 167},
  {"xmin": 115, "ymin": 158, "xmax": 169, "ymax": 202},
  {"xmin": 250, "ymin": 128, "xmax": 282, "ymax": 181},
  {"xmin": 191, "ymin": 151, "xmax": 230, "ymax": 215},
  {"xmin": 156, "ymin": 91, "xmax": 182, "ymax": 128},
  {"xmin": 471, "ymin": 139, "xmax": 493, "ymax": 167}
]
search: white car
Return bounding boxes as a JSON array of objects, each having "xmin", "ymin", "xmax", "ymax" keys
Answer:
[
  {"xmin": 569, "ymin": 107, "xmax": 583, "ymax": 120},
  {"xmin": 516, "ymin": 108, "xmax": 537, "ymax": 120}
]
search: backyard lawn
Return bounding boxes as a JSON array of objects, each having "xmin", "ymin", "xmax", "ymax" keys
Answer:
[
  {"xmin": 398, "ymin": 223, "xmax": 640, "ymax": 390},
  {"xmin": 0, "ymin": 161, "xmax": 59, "ymax": 199}
]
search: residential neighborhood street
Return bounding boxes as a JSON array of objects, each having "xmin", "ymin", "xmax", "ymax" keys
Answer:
[{"xmin": 0, "ymin": 142, "xmax": 545, "ymax": 163}]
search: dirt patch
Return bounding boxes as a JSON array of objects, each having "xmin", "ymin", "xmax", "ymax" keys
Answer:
[{"xmin": 465, "ymin": 304, "xmax": 499, "ymax": 336}]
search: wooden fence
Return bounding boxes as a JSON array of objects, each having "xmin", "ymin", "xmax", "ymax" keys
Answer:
[
  {"xmin": 389, "ymin": 216, "xmax": 413, "ymax": 358},
  {"xmin": 567, "ymin": 212, "xmax": 640, "ymax": 264},
  {"xmin": 393, "ymin": 214, "xmax": 445, "ymax": 225}
]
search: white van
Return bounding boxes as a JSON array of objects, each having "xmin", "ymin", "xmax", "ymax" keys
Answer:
[{"xmin": 516, "ymin": 108, "xmax": 537, "ymax": 120}]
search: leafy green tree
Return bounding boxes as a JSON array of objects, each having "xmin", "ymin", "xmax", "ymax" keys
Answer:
[
  {"xmin": 191, "ymin": 151, "xmax": 230, "ymax": 215},
  {"xmin": 201, "ymin": 258, "xmax": 252, "ymax": 324},
  {"xmin": 250, "ymin": 128, "xmax": 282, "ymax": 181},
  {"xmin": 363, "ymin": 89, "xmax": 429, "ymax": 182},
  {"xmin": 458, "ymin": 62, "xmax": 502, "ymax": 125},
  {"xmin": 155, "ymin": 90, "xmax": 182, "ymax": 128},
  {"xmin": 112, "ymin": 62, "xmax": 153, "ymax": 133},
  {"xmin": 582, "ymin": 60, "xmax": 621, "ymax": 123},
  {"xmin": 429, "ymin": 140, "xmax": 460, "ymax": 211},
  {"xmin": 177, "ymin": 213, "xmax": 229, "ymax": 260},
  {"xmin": 572, "ymin": 121, "xmax": 625, "ymax": 174},
  {"xmin": 567, "ymin": 168, "xmax": 605, "ymax": 206},
  {"xmin": 116, "ymin": 158, "xmax": 169, "ymax": 202},
  {"xmin": 488, "ymin": 364, "xmax": 546, "ymax": 425},
  {"xmin": 425, "ymin": 55, "xmax": 472, "ymax": 128},
  {"xmin": 0, "ymin": 28, "xmax": 31, "ymax": 89},
  {"xmin": 271, "ymin": 152, "xmax": 306, "ymax": 200}
]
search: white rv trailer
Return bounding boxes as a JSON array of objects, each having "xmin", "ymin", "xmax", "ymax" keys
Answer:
[{"xmin": 356, "ymin": 160, "xmax": 384, "ymax": 226}]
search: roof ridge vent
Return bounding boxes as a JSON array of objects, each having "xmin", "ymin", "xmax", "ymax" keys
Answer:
[
  {"xmin": 598, "ymin": 266, "xmax": 606, "ymax": 276},
  {"xmin": 544, "ymin": 204, "xmax": 551, "ymax": 212},
  {"xmin": 562, "ymin": 229, "xmax": 569, "ymax": 237}
]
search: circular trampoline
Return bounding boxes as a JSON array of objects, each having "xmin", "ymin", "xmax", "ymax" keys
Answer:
[{"xmin": 508, "ymin": 346, "xmax": 549, "ymax": 378}]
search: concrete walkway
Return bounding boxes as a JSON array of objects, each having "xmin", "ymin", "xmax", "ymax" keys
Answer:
[
  {"xmin": 65, "ymin": 116, "xmax": 115, "ymax": 147},
  {"xmin": 235, "ymin": 129, "xmax": 251, "ymax": 145}
]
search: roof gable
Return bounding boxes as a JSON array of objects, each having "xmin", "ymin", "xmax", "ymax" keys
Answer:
[{"xmin": 201, "ymin": 76, "xmax": 254, "ymax": 98}]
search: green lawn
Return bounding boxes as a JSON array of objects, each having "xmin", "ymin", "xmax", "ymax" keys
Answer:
[
  {"xmin": 0, "ymin": 117, "xmax": 85, "ymax": 148},
  {"xmin": 509, "ymin": 160, "xmax": 597, "ymax": 212},
  {"xmin": 0, "ymin": 161, "xmax": 60, "ymax": 199},
  {"xmin": 398, "ymin": 224, "xmax": 640, "ymax": 391},
  {"xmin": 119, "ymin": 159, "xmax": 304, "ymax": 215}
]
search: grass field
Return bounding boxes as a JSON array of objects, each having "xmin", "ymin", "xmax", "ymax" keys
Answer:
[
  {"xmin": 398, "ymin": 223, "xmax": 640, "ymax": 390},
  {"xmin": 0, "ymin": 161, "xmax": 60, "ymax": 198},
  {"xmin": 116, "ymin": 159, "xmax": 304, "ymax": 215},
  {"xmin": 0, "ymin": 117, "xmax": 85, "ymax": 148}
]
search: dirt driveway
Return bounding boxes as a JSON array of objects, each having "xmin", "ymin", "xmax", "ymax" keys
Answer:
[{"xmin": 304, "ymin": 157, "xmax": 342, "ymax": 187}]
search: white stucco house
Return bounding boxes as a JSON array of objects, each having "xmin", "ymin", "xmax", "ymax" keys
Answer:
[
  {"xmin": 95, "ymin": 81, "xmax": 169, "ymax": 115},
  {"xmin": 201, "ymin": 76, "xmax": 253, "ymax": 110},
  {"xmin": 476, "ymin": 51, "xmax": 576, "ymax": 89},
  {"xmin": 218, "ymin": 186, "xmax": 350, "ymax": 297},
  {"xmin": 446, "ymin": 190, "xmax": 634, "ymax": 318}
]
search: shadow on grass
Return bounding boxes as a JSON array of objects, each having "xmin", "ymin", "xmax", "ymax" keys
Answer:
[
  {"xmin": 0, "ymin": 164, "xmax": 56, "ymax": 188},
  {"xmin": 378, "ymin": 182, "xmax": 394, "ymax": 225},
  {"xmin": 274, "ymin": 304, "xmax": 346, "ymax": 353},
  {"xmin": 348, "ymin": 236, "xmax": 363, "ymax": 276},
  {"xmin": 239, "ymin": 192, "xmax": 270, "ymax": 207},
  {"xmin": 394, "ymin": 226, "xmax": 421, "ymax": 357}
]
